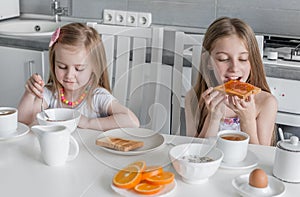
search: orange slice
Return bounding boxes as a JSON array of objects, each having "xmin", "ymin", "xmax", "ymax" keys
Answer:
[
  {"xmin": 113, "ymin": 165, "xmax": 142, "ymax": 189},
  {"xmin": 141, "ymin": 166, "xmax": 163, "ymax": 180},
  {"xmin": 127, "ymin": 160, "xmax": 146, "ymax": 172},
  {"xmin": 134, "ymin": 182, "xmax": 163, "ymax": 195},
  {"xmin": 145, "ymin": 171, "xmax": 175, "ymax": 185}
]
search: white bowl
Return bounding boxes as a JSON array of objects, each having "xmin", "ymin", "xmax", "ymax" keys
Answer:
[
  {"xmin": 36, "ymin": 108, "xmax": 81, "ymax": 133},
  {"xmin": 169, "ymin": 143, "xmax": 223, "ymax": 184}
]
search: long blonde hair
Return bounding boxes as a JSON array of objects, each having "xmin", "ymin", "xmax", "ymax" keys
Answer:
[
  {"xmin": 193, "ymin": 17, "xmax": 274, "ymax": 139},
  {"xmin": 47, "ymin": 22, "xmax": 111, "ymax": 110}
]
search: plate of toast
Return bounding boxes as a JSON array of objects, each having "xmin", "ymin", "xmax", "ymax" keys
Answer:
[{"xmin": 95, "ymin": 128, "xmax": 165, "ymax": 155}]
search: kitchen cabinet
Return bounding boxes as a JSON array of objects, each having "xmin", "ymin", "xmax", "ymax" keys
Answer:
[{"xmin": 0, "ymin": 46, "xmax": 49, "ymax": 108}]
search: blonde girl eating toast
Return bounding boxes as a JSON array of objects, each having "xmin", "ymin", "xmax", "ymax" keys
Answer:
[
  {"xmin": 18, "ymin": 23, "xmax": 139, "ymax": 131},
  {"xmin": 185, "ymin": 17, "xmax": 277, "ymax": 145}
]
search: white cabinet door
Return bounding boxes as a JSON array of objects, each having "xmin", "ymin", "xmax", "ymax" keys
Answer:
[{"xmin": 0, "ymin": 46, "xmax": 46, "ymax": 107}]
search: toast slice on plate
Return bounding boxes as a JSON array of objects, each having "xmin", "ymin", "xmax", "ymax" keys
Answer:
[
  {"xmin": 96, "ymin": 137, "xmax": 144, "ymax": 152},
  {"xmin": 214, "ymin": 80, "xmax": 261, "ymax": 99}
]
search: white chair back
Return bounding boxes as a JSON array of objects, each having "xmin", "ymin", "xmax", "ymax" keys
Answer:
[
  {"xmin": 91, "ymin": 24, "xmax": 173, "ymax": 134},
  {"xmin": 172, "ymin": 32, "xmax": 204, "ymax": 135}
]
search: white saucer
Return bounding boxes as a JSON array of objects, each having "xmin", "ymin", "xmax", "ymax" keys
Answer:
[
  {"xmin": 0, "ymin": 122, "xmax": 29, "ymax": 140},
  {"xmin": 232, "ymin": 174, "xmax": 286, "ymax": 197},
  {"xmin": 111, "ymin": 180, "xmax": 177, "ymax": 197},
  {"xmin": 220, "ymin": 150, "xmax": 258, "ymax": 170}
]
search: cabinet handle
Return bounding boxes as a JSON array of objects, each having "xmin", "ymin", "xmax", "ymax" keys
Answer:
[{"xmin": 28, "ymin": 60, "xmax": 35, "ymax": 77}]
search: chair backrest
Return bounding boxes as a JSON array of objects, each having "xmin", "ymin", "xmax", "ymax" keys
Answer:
[
  {"xmin": 90, "ymin": 24, "xmax": 173, "ymax": 134},
  {"xmin": 172, "ymin": 32, "xmax": 204, "ymax": 135}
]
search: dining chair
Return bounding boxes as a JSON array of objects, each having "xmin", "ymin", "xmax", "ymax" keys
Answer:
[
  {"xmin": 172, "ymin": 32, "xmax": 204, "ymax": 135},
  {"xmin": 90, "ymin": 23, "xmax": 174, "ymax": 134}
]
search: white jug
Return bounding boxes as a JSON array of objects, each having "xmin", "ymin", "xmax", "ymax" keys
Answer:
[{"xmin": 31, "ymin": 125, "xmax": 79, "ymax": 166}]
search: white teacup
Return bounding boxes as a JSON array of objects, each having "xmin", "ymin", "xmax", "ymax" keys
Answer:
[
  {"xmin": 31, "ymin": 125, "xmax": 79, "ymax": 166},
  {"xmin": 0, "ymin": 107, "xmax": 18, "ymax": 136},
  {"xmin": 216, "ymin": 130, "xmax": 250, "ymax": 164}
]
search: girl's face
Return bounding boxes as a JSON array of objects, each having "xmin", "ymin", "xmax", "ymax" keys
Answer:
[
  {"xmin": 54, "ymin": 43, "xmax": 93, "ymax": 92},
  {"xmin": 210, "ymin": 34, "xmax": 251, "ymax": 84}
]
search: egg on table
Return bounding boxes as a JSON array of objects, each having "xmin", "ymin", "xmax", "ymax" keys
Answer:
[{"xmin": 249, "ymin": 168, "xmax": 268, "ymax": 188}]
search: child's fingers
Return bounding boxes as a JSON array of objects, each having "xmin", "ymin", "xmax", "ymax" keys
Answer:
[
  {"xmin": 26, "ymin": 76, "xmax": 44, "ymax": 98},
  {"xmin": 33, "ymin": 73, "xmax": 45, "ymax": 87}
]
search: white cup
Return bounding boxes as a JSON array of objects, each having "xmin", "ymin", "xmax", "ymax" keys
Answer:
[
  {"xmin": 216, "ymin": 130, "xmax": 249, "ymax": 164},
  {"xmin": 0, "ymin": 107, "xmax": 18, "ymax": 136},
  {"xmin": 31, "ymin": 125, "xmax": 79, "ymax": 166}
]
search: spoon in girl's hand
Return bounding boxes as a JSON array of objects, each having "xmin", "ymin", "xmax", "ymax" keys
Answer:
[{"xmin": 41, "ymin": 97, "xmax": 50, "ymax": 120}]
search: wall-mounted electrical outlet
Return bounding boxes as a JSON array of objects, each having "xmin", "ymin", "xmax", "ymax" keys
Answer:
[
  {"xmin": 138, "ymin": 12, "xmax": 152, "ymax": 27},
  {"xmin": 115, "ymin": 10, "xmax": 127, "ymax": 26},
  {"xmin": 103, "ymin": 9, "xmax": 115, "ymax": 25},
  {"xmin": 126, "ymin": 11, "xmax": 138, "ymax": 27},
  {"xmin": 103, "ymin": 9, "xmax": 152, "ymax": 27}
]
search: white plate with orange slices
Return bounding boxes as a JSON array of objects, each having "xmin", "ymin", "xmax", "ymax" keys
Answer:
[
  {"xmin": 111, "ymin": 161, "xmax": 177, "ymax": 196},
  {"xmin": 97, "ymin": 128, "xmax": 165, "ymax": 155}
]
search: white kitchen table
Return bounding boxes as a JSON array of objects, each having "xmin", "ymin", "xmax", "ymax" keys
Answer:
[{"xmin": 0, "ymin": 128, "xmax": 299, "ymax": 197}]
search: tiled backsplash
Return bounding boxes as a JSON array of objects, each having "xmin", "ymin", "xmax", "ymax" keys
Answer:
[{"xmin": 20, "ymin": 0, "xmax": 300, "ymax": 37}]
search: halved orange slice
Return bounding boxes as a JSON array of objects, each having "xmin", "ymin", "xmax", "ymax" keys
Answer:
[
  {"xmin": 113, "ymin": 165, "xmax": 142, "ymax": 189},
  {"xmin": 141, "ymin": 166, "xmax": 163, "ymax": 180},
  {"xmin": 145, "ymin": 171, "xmax": 175, "ymax": 185},
  {"xmin": 127, "ymin": 160, "xmax": 146, "ymax": 172},
  {"xmin": 134, "ymin": 182, "xmax": 163, "ymax": 195}
]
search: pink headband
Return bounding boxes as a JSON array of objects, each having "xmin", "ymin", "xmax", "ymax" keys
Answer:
[{"xmin": 49, "ymin": 28, "xmax": 61, "ymax": 48}]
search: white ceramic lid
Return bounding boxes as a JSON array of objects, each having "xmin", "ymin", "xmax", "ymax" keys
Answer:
[{"xmin": 278, "ymin": 136, "xmax": 300, "ymax": 152}]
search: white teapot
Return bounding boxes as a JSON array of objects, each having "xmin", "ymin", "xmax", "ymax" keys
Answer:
[{"xmin": 273, "ymin": 136, "xmax": 300, "ymax": 183}]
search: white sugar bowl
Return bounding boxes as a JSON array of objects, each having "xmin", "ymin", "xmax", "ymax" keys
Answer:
[{"xmin": 273, "ymin": 136, "xmax": 300, "ymax": 183}]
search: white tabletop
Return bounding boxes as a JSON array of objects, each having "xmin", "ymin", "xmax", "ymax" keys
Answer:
[{"xmin": 0, "ymin": 128, "xmax": 299, "ymax": 197}]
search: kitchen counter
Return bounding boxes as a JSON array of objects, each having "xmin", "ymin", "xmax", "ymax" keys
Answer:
[
  {"xmin": 1, "ymin": 15, "xmax": 300, "ymax": 81},
  {"xmin": 0, "ymin": 35, "xmax": 49, "ymax": 51},
  {"xmin": 0, "ymin": 14, "xmax": 97, "ymax": 51},
  {"xmin": 264, "ymin": 58, "xmax": 300, "ymax": 81},
  {"xmin": 2, "ymin": 35, "xmax": 300, "ymax": 81}
]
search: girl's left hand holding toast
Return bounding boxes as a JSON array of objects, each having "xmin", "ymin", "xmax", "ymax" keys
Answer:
[{"xmin": 25, "ymin": 73, "xmax": 45, "ymax": 99}]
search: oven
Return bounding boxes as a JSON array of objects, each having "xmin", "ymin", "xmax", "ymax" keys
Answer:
[{"xmin": 264, "ymin": 35, "xmax": 300, "ymax": 139}]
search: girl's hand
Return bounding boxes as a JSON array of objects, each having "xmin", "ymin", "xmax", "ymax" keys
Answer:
[
  {"xmin": 225, "ymin": 94, "xmax": 256, "ymax": 121},
  {"xmin": 202, "ymin": 87, "xmax": 226, "ymax": 120},
  {"xmin": 25, "ymin": 73, "xmax": 44, "ymax": 99}
]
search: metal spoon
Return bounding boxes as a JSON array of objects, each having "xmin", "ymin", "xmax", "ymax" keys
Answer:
[{"xmin": 41, "ymin": 97, "xmax": 50, "ymax": 119}]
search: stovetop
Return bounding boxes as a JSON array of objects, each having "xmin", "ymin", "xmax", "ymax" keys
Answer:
[{"xmin": 264, "ymin": 36, "xmax": 300, "ymax": 62}]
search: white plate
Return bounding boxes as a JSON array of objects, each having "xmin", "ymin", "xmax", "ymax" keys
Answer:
[
  {"xmin": 0, "ymin": 122, "xmax": 29, "ymax": 140},
  {"xmin": 220, "ymin": 150, "xmax": 258, "ymax": 170},
  {"xmin": 96, "ymin": 128, "xmax": 165, "ymax": 155},
  {"xmin": 111, "ymin": 180, "xmax": 177, "ymax": 197},
  {"xmin": 232, "ymin": 174, "xmax": 286, "ymax": 197}
]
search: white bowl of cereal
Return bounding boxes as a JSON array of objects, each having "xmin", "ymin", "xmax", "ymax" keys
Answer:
[
  {"xmin": 36, "ymin": 108, "xmax": 81, "ymax": 133},
  {"xmin": 169, "ymin": 143, "xmax": 223, "ymax": 184}
]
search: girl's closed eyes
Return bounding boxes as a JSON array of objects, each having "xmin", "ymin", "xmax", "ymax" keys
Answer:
[{"xmin": 56, "ymin": 62, "xmax": 87, "ymax": 71}]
